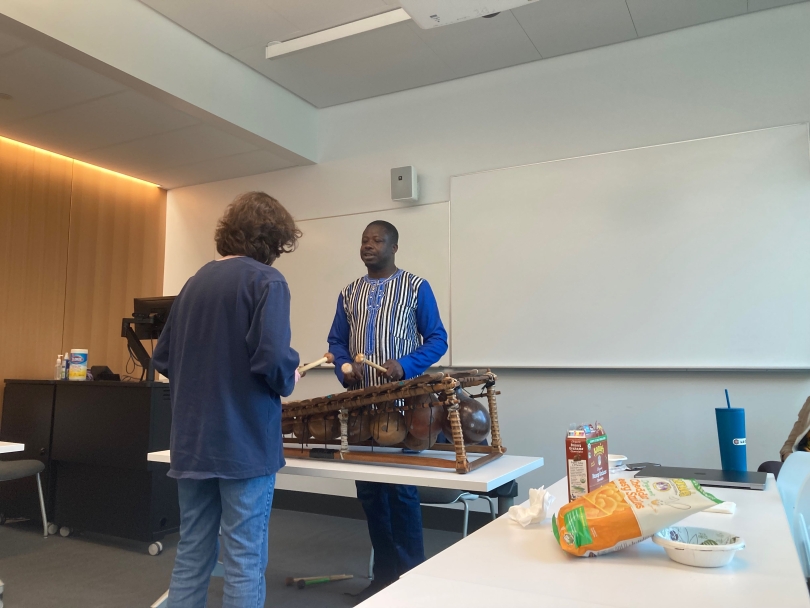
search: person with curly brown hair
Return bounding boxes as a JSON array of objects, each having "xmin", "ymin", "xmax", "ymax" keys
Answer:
[{"xmin": 152, "ymin": 191, "xmax": 301, "ymax": 608}]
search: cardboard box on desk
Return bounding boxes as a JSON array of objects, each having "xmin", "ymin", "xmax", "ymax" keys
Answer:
[{"xmin": 566, "ymin": 422, "xmax": 608, "ymax": 501}]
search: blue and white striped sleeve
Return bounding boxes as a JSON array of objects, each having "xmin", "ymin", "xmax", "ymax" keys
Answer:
[
  {"xmin": 327, "ymin": 293, "xmax": 353, "ymax": 385},
  {"xmin": 398, "ymin": 281, "xmax": 448, "ymax": 379}
]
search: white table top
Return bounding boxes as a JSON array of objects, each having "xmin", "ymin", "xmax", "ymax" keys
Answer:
[
  {"xmin": 147, "ymin": 448, "xmax": 543, "ymax": 492},
  {"xmin": 360, "ymin": 471, "xmax": 810, "ymax": 608},
  {"xmin": 0, "ymin": 441, "xmax": 24, "ymax": 454}
]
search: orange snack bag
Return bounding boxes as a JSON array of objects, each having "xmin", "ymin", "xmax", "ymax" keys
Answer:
[{"xmin": 552, "ymin": 477, "xmax": 721, "ymax": 557}]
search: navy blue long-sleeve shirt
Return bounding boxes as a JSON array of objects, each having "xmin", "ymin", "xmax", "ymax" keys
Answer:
[
  {"xmin": 152, "ymin": 257, "xmax": 299, "ymax": 479},
  {"xmin": 327, "ymin": 270, "xmax": 447, "ymax": 386}
]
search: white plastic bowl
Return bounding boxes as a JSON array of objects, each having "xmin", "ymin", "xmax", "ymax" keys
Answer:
[
  {"xmin": 608, "ymin": 454, "xmax": 627, "ymax": 468},
  {"xmin": 652, "ymin": 526, "xmax": 745, "ymax": 568}
]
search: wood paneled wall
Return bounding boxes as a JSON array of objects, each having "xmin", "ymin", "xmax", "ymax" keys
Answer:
[
  {"xmin": 0, "ymin": 138, "xmax": 73, "ymax": 393},
  {"xmin": 62, "ymin": 163, "xmax": 166, "ymax": 377},
  {"xmin": 0, "ymin": 138, "xmax": 166, "ymax": 422}
]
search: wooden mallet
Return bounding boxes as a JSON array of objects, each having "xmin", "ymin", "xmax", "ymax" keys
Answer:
[
  {"xmin": 285, "ymin": 574, "xmax": 353, "ymax": 589},
  {"xmin": 354, "ymin": 353, "xmax": 388, "ymax": 374},
  {"xmin": 298, "ymin": 353, "xmax": 334, "ymax": 374}
]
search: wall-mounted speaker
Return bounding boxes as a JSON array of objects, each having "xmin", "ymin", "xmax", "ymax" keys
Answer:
[{"xmin": 391, "ymin": 166, "xmax": 419, "ymax": 202}]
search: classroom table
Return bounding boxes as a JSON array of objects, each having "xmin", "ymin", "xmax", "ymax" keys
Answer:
[
  {"xmin": 146, "ymin": 448, "xmax": 543, "ymax": 608},
  {"xmin": 148, "ymin": 447, "xmax": 543, "ymax": 510},
  {"xmin": 358, "ymin": 471, "xmax": 810, "ymax": 608}
]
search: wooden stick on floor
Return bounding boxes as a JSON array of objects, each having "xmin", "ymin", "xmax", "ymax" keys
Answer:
[{"xmin": 285, "ymin": 574, "xmax": 353, "ymax": 589}]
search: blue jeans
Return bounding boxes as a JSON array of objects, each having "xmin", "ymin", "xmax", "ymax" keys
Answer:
[
  {"xmin": 355, "ymin": 481, "xmax": 425, "ymax": 584},
  {"xmin": 168, "ymin": 475, "xmax": 276, "ymax": 608}
]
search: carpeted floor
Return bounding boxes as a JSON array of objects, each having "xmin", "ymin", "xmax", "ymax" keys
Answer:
[{"xmin": 0, "ymin": 510, "xmax": 460, "ymax": 607}]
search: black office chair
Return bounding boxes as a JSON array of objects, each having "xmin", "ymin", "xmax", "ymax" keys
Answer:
[{"xmin": 0, "ymin": 460, "xmax": 48, "ymax": 537}]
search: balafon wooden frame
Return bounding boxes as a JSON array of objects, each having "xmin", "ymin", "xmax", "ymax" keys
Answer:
[{"xmin": 281, "ymin": 371, "xmax": 504, "ymax": 473}]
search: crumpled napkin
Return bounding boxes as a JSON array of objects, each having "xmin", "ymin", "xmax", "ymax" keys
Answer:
[{"xmin": 508, "ymin": 487, "xmax": 555, "ymax": 527}]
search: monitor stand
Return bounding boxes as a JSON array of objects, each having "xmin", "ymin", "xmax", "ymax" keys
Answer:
[{"xmin": 121, "ymin": 318, "xmax": 156, "ymax": 382}]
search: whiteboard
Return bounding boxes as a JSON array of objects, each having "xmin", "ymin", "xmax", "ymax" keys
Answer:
[
  {"xmin": 449, "ymin": 125, "xmax": 810, "ymax": 369},
  {"xmin": 275, "ymin": 203, "xmax": 450, "ymax": 367}
]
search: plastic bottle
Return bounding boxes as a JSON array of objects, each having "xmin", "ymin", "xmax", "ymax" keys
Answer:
[
  {"xmin": 54, "ymin": 355, "xmax": 63, "ymax": 380},
  {"xmin": 63, "ymin": 352, "xmax": 70, "ymax": 380}
]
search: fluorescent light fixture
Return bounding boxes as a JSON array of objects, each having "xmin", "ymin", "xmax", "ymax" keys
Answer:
[{"xmin": 266, "ymin": 9, "xmax": 411, "ymax": 59}]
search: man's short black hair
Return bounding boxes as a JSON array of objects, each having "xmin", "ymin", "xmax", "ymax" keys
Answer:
[{"xmin": 366, "ymin": 220, "xmax": 399, "ymax": 245}]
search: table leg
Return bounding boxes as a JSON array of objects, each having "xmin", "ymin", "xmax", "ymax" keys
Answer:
[
  {"xmin": 497, "ymin": 495, "xmax": 514, "ymax": 516},
  {"xmin": 493, "ymin": 480, "xmax": 518, "ymax": 516}
]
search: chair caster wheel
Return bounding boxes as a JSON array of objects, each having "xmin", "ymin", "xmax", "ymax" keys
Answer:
[
  {"xmin": 47, "ymin": 523, "xmax": 59, "ymax": 536},
  {"xmin": 148, "ymin": 541, "xmax": 163, "ymax": 556},
  {"xmin": 59, "ymin": 526, "xmax": 71, "ymax": 537}
]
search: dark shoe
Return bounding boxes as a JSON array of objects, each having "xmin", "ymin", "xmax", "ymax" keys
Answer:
[{"xmin": 345, "ymin": 579, "xmax": 393, "ymax": 604}]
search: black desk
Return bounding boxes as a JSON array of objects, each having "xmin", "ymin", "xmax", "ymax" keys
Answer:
[{"xmin": 0, "ymin": 380, "xmax": 179, "ymax": 547}]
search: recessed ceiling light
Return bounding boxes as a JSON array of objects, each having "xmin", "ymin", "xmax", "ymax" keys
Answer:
[{"xmin": 0, "ymin": 93, "xmax": 12, "ymax": 101}]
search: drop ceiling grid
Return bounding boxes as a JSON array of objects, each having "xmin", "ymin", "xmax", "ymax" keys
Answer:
[
  {"xmin": 139, "ymin": 0, "xmax": 810, "ymax": 108},
  {"xmin": 3, "ymin": 0, "xmax": 808, "ymax": 188},
  {"xmin": 0, "ymin": 33, "xmax": 303, "ymax": 188}
]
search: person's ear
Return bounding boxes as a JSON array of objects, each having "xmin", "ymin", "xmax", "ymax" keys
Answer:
[{"xmin": 392, "ymin": 243, "xmax": 398, "ymax": 254}]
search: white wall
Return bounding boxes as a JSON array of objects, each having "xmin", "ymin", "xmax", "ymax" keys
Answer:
[{"xmin": 165, "ymin": 4, "xmax": 810, "ymax": 503}]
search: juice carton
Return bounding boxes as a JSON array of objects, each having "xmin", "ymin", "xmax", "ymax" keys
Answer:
[{"xmin": 566, "ymin": 422, "xmax": 608, "ymax": 501}]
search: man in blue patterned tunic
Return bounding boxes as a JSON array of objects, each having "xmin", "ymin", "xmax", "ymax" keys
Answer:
[{"xmin": 328, "ymin": 220, "xmax": 447, "ymax": 599}]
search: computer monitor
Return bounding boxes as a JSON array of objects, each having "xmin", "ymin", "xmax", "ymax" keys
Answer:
[
  {"xmin": 132, "ymin": 296, "xmax": 175, "ymax": 339},
  {"xmin": 121, "ymin": 295, "xmax": 176, "ymax": 381}
]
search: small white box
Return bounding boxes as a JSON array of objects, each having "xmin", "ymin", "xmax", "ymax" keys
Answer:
[{"xmin": 391, "ymin": 166, "xmax": 419, "ymax": 202}]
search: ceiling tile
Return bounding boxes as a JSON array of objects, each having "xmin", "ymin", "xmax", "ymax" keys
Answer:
[
  {"xmin": 0, "ymin": 46, "xmax": 126, "ymax": 122},
  {"xmin": 0, "ymin": 30, "xmax": 26, "ymax": 56},
  {"xmin": 140, "ymin": 0, "xmax": 299, "ymax": 53},
  {"xmin": 263, "ymin": 0, "xmax": 394, "ymax": 35},
  {"xmin": 626, "ymin": 0, "xmax": 747, "ymax": 37},
  {"xmin": 513, "ymin": 0, "xmax": 637, "ymax": 58},
  {"xmin": 1, "ymin": 91, "xmax": 199, "ymax": 154},
  {"xmin": 140, "ymin": 0, "xmax": 808, "ymax": 111},
  {"xmin": 80, "ymin": 124, "xmax": 258, "ymax": 175},
  {"xmin": 232, "ymin": 21, "xmax": 457, "ymax": 107},
  {"xmin": 146, "ymin": 149, "xmax": 296, "ymax": 188},
  {"xmin": 748, "ymin": 0, "xmax": 809, "ymax": 11},
  {"xmin": 407, "ymin": 11, "xmax": 540, "ymax": 77}
]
